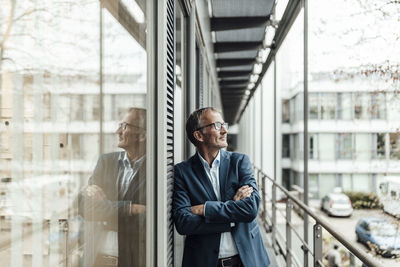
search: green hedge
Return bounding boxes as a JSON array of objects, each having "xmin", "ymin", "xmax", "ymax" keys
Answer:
[{"xmin": 344, "ymin": 191, "xmax": 382, "ymax": 209}]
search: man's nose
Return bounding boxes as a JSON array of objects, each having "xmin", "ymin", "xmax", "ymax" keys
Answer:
[{"xmin": 220, "ymin": 126, "xmax": 227, "ymax": 134}]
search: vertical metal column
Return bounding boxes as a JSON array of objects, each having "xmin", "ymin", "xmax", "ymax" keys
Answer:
[
  {"xmin": 272, "ymin": 58, "xmax": 277, "ymax": 251},
  {"xmin": 286, "ymin": 199, "xmax": 292, "ymax": 267},
  {"xmin": 262, "ymin": 175, "xmax": 267, "ymax": 223},
  {"xmin": 303, "ymin": 0, "xmax": 310, "ymax": 266},
  {"xmin": 313, "ymin": 223, "xmax": 322, "ymax": 267},
  {"xmin": 99, "ymin": 1, "xmax": 104, "ymax": 155}
]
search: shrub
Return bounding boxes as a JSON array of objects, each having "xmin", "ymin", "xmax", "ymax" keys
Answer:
[{"xmin": 344, "ymin": 191, "xmax": 382, "ymax": 209}]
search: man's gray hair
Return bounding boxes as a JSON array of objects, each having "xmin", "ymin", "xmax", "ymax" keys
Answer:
[
  {"xmin": 128, "ymin": 107, "xmax": 146, "ymax": 130},
  {"xmin": 185, "ymin": 107, "xmax": 220, "ymax": 145}
]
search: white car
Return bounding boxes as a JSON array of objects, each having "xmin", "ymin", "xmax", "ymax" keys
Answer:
[{"xmin": 321, "ymin": 192, "xmax": 353, "ymax": 217}]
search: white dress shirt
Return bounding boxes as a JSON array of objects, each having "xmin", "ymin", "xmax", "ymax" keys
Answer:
[{"xmin": 198, "ymin": 151, "xmax": 239, "ymax": 258}]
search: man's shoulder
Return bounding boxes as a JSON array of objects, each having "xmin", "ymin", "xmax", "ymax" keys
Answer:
[
  {"xmin": 174, "ymin": 155, "xmax": 193, "ymax": 169},
  {"xmin": 99, "ymin": 151, "xmax": 122, "ymax": 162},
  {"xmin": 222, "ymin": 150, "xmax": 248, "ymax": 161}
]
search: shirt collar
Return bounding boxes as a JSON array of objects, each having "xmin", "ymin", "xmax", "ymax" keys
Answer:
[
  {"xmin": 119, "ymin": 151, "xmax": 145, "ymax": 169},
  {"xmin": 198, "ymin": 150, "xmax": 221, "ymax": 169}
]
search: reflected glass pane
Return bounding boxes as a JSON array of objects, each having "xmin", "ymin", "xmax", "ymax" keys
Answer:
[{"xmin": 0, "ymin": 1, "xmax": 149, "ymax": 266}]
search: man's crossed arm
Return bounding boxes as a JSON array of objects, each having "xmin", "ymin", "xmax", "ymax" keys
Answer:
[{"xmin": 190, "ymin": 185, "xmax": 254, "ymax": 216}]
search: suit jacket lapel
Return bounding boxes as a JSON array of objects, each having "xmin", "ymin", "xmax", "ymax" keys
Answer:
[
  {"xmin": 219, "ymin": 150, "xmax": 230, "ymax": 202},
  {"xmin": 191, "ymin": 153, "xmax": 218, "ymax": 201}
]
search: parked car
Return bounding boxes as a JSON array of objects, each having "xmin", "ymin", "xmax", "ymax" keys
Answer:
[
  {"xmin": 321, "ymin": 192, "xmax": 353, "ymax": 217},
  {"xmin": 356, "ymin": 218, "xmax": 400, "ymax": 257}
]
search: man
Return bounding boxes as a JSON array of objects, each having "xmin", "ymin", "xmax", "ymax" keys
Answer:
[
  {"xmin": 173, "ymin": 107, "xmax": 270, "ymax": 267},
  {"xmin": 324, "ymin": 244, "xmax": 342, "ymax": 267},
  {"xmin": 80, "ymin": 107, "xmax": 146, "ymax": 267}
]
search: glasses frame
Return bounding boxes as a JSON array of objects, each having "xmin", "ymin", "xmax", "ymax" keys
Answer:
[
  {"xmin": 118, "ymin": 122, "xmax": 143, "ymax": 131},
  {"xmin": 196, "ymin": 122, "xmax": 229, "ymax": 131}
]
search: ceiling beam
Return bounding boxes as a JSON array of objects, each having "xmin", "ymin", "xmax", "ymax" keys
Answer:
[
  {"xmin": 214, "ymin": 42, "xmax": 262, "ymax": 53},
  {"xmin": 217, "ymin": 58, "xmax": 255, "ymax": 67},
  {"xmin": 219, "ymin": 79, "xmax": 249, "ymax": 86},
  {"xmin": 211, "ymin": 16, "xmax": 270, "ymax": 31},
  {"xmin": 218, "ymin": 70, "xmax": 252, "ymax": 78}
]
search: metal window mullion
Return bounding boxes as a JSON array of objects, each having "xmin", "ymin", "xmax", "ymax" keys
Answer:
[{"xmin": 303, "ymin": 0, "xmax": 310, "ymax": 266}]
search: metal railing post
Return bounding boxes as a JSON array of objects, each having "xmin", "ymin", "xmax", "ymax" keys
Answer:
[
  {"xmin": 262, "ymin": 174, "xmax": 267, "ymax": 220},
  {"xmin": 272, "ymin": 183, "xmax": 277, "ymax": 251},
  {"xmin": 286, "ymin": 199, "xmax": 292, "ymax": 267},
  {"xmin": 313, "ymin": 223, "xmax": 323, "ymax": 267},
  {"xmin": 349, "ymin": 253, "xmax": 356, "ymax": 267}
]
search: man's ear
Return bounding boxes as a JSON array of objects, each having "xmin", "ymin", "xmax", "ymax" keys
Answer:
[{"xmin": 193, "ymin": 130, "xmax": 203, "ymax": 143}]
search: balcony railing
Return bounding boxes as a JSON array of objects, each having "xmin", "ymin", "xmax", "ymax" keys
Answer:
[{"xmin": 254, "ymin": 166, "xmax": 382, "ymax": 267}]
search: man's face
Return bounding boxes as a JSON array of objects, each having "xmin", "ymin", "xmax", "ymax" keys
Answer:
[
  {"xmin": 198, "ymin": 110, "xmax": 228, "ymax": 149},
  {"xmin": 116, "ymin": 111, "xmax": 145, "ymax": 151}
]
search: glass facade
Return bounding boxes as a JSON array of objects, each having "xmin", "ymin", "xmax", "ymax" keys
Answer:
[{"xmin": 0, "ymin": 1, "xmax": 150, "ymax": 266}]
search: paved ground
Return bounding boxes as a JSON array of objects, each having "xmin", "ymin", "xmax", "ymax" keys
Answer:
[{"xmin": 263, "ymin": 200, "xmax": 400, "ymax": 267}]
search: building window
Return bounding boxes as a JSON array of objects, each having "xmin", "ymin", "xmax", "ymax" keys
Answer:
[
  {"xmin": 290, "ymin": 96, "xmax": 297, "ymax": 123},
  {"xmin": 282, "ymin": 99, "xmax": 290, "ymax": 123},
  {"xmin": 291, "ymin": 134, "xmax": 298, "ymax": 161},
  {"xmin": 353, "ymin": 92, "xmax": 370, "ymax": 120},
  {"xmin": 309, "ymin": 134, "xmax": 318, "ymax": 159},
  {"xmin": 309, "ymin": 174, "xmax": 319, "ymax": 199},
  {"xmin": 282, "ymin": 134, "xmax": 290, "ymax": 158},
  {"xmin": 319, "ymin": 133, "xmax": 335, "ymax": 160},
  {"xmin": 297, "ymin": 93, "xmax": 304, "ymax": 121},
  {"xmin": 387, "ymin": 93, "xmax": 400, "ymax": 121},
  {"xmin": 321, "ymin": 93, "xmax": 336, "ymax": 119},
  {"xmin": 390, "ymin": 132, "xmax": 400, "ymax": 160},
  {"xmin": 336, "ymin": 133, "xmax": 353, "ymax": 159},
  {"xmin": 337, "ymin": 93, "xmax": 352, "ymax": 120},
  {"xmin": 371, "ymin": 92, "xmax": 386, "ymax": 119},
  {"xmin": 372, "ymin": 133, "xmax": 386, "ymax": 159},
  {"xmin": 355, "ymin": 133, "xmax": 371, "ymax": 160},
  {"xmin": 309, "ymin": 93, "xmax": 319, "ymax": 119}
]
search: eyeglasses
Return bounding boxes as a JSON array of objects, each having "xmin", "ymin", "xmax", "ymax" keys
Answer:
[
  {"xmin": 196, "ymin": 122, "xmax": 229, "ymax": 131},
  {"xmin": 118, "ymin": 122, "xmax": 142, "ymax": 131}
]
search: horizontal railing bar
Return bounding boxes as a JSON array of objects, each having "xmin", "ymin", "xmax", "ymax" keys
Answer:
[
  {"xmin": 255, "ymin": 166, "xmax": 382, "ymax": 267},
  {"xmin": 287, "ymin": 248, "xmax": 303, "ymax": 267}
]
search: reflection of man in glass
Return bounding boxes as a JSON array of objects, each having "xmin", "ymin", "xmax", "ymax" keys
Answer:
[{"xmin": 80, "ymin": 107, "xmax": 146, "ymax": 267}]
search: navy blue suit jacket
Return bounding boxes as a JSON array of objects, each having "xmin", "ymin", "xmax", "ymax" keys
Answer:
[{"xmin": 173, "ymin": 150, "xmax": 270, "ymax": 267}]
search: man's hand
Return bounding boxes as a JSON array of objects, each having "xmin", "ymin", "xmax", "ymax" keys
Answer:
[
  {"xmin": 190, "ymin": 204, "xmax": 205, "ymax": 216},
  {"xmin": 233, "ymin": 185, "xmax": 253, "ymax": 201},
  {"xmin": 83, "ymin": 185, "xmax": 107, "ymax": 200},
  {"xmin": 130, "ymin": 204, "xmax": 146, "ymax": 215}
]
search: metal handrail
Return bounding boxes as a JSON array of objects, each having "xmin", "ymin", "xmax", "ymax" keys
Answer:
[{"xmin": 254, "ymin": 166, "xmax": 383, "ymax": 267}]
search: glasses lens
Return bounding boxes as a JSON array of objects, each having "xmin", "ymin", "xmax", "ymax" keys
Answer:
[
  {"xmin": 223, "ymin": 123, "xmax": 229, "ymax": 130},
  {"xmin": 214, "ymin": 122, "xmax": 222, "ymax": 130},
  {"xmin": 118, "ymin": 122, "xmax": 127, "ymax": 131}
]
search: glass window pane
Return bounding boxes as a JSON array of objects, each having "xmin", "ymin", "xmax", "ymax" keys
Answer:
[
  {"xmin": 309, "ymin": 93, "xmax": 319, "ymax": 119},
  {"xmin": 337, "ymin": 133, "xmax": 352, "ymax": 159},
  {"xmin": 319, "ymin": 134, "xmax": 335, "ymax": 160},
  {"xmin": 337, "ymin": 93, "xmax": 352, "ymax": 120},
  {"xmin": 353, "ymin": 93, "xmax": 370, "ymax": 120},
  {"xmin": 390, "ymin": 133, "xmax": 400, "ymax": 160},
  {"xmin": 355, "ymin": 133, "xmax": 371, "ymax": 160},
  {"xmin": 387, "ymin": 93, "xmax": 400, "ymax": 121},
  {"xmin": 319, "ymin": 174, "xmax": 337, "ymax": 197},
  {"xmin": 371, "ymin": 92, "xmax": 386, "ymax": 119},
  {"xmin": 373, "ymin": 133, "xmax": 386, "ymax": 159},
  {"xmin": 0, "ymin": 1, "xmax": 150, "ymax": 265},
  {"xmin": 320, "ymin": 93, "xmax": 337, "ymax": 119}
]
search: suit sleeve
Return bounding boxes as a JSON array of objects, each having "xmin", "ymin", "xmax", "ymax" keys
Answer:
[
  {"xmin": 79, "ymin": 155, "xmax": 131, "ymax": 222},
  {"xmin": 204, "ymin": 154, "xmax": 260, "ymax": 223},
  {"xmin": 173, "ymin": 165, "xmax": 231, "ymax": 235}
]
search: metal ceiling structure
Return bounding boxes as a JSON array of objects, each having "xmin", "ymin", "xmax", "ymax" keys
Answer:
[
  {"xmin": 210, "ymin": 0, "xmax": 302, "ymax": 124},
  {"xmin": 210, "ymin": 0, "xmax": 275, "ymax": 124}
]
